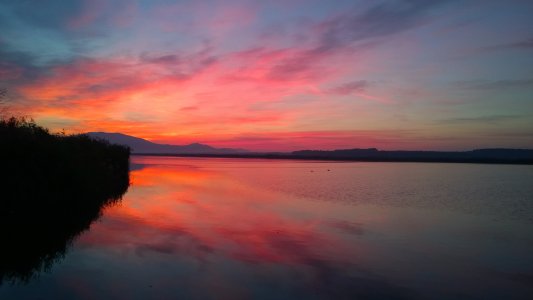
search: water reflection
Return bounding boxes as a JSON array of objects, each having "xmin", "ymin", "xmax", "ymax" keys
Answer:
[
  {"xmin": 2, "ymin": 158, "xmax": 533, "ymax": 299},
  {"xmin": 0, "ymin": 168, "xmax": 130, "ymax": 285},
  {"xmin": 75, "ymin": 161, "xmax": 417, "ymax": 299}
]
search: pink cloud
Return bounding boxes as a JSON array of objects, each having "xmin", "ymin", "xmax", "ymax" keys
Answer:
[{"xmin": 11, "ymin": 1, "xmax": 441, "ymax": 151}]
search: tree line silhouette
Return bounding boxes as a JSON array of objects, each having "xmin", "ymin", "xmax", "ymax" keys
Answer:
[{"xmin": 0, "ymin": 98, "xmax": 131, "ymax": 284}]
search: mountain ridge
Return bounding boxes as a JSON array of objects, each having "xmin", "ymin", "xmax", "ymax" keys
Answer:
[{"xmin": 87, "ymin": 132, "xmax": 248, "ymax": 154}]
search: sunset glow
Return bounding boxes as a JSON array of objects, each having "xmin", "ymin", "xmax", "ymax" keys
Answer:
[{"xmin": 1, "ymin": 0, "xmax": 532, "ymax": 151}]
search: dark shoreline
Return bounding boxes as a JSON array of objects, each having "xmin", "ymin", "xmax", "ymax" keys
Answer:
[
  {"xmin": 87, "ymin": 132, "xmax": 533, "ymax": 165},
  {"xmin": 1, "ymin": 117, "xmax": 131, "ymax": 284},
  {"xmin": 131, "ymin": 152, "xmax": 533, "ymax": 165}
]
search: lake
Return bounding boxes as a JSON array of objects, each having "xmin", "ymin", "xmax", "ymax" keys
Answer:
[{"xmin": 1, "ymin": 156, "xmax": 533, "ymax": 299}]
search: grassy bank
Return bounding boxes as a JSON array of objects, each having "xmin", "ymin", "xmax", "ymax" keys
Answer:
[
  {"xmin": 1, "ymin": 117, "xmax": 130, "ymax": 215},
  {"xmin": 0, "ymin": 117, "xmax": 131, "ymax": 284}
]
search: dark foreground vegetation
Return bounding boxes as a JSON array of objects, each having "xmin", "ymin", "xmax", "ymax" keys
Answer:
[{"xmin": 0, "ymin": 117, "xmax": 130, "ymax": 284}]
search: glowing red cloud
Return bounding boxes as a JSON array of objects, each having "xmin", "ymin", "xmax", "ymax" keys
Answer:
[{"xmin": 9, "ymin": 1, "xmax": 440, "ymax": 151}]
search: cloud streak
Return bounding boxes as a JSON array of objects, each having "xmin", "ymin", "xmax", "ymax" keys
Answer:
[
  {"xmin": 327, "ymin": 80, "xmax": 369, "ymax": 95},
  {"xmin": 453, "ymin": 79, "xmax": 533, "ymax": 90},
  {"xmin": 437, "ymin": 114, "xmax": 522, "ymax": 125}
]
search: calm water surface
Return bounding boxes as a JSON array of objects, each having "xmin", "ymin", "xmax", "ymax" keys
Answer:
[{"xmin": 2, "ymin": 157, "xmax": 533, "ymax": 299}]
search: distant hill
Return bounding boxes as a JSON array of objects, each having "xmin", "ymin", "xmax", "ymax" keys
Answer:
[
  {"xmin": 121, "ymin": 146, "xmax": 532, "ymax": 164},
  {"xmin": 87, "ymin": 132, "xmax": 248, "ymax": 154},
  {"xmin": 291, "ymin": 148, "xmax": 533, "ymax": 163},
  {"xmin": 87, "ymin": 132, "xmax": 533, "ymax": 164}
]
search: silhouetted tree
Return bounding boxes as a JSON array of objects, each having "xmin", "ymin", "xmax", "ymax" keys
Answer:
[{"xmin": 0, "ymin": 116, "xmax": 131, "ymax": 284}]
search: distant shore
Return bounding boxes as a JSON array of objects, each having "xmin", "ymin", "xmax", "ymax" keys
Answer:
[
  {"xmin": 87, "ymin": 132, "xmax": 533, "ymax": 165},
  {"xmin": 131, "ymin": 149, "xmax": 533, "ymax": 165}
]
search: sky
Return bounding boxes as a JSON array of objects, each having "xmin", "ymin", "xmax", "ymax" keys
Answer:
[{"xmin": 0, "ymin": 0, "xmax": 532, "ymax": 151}]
